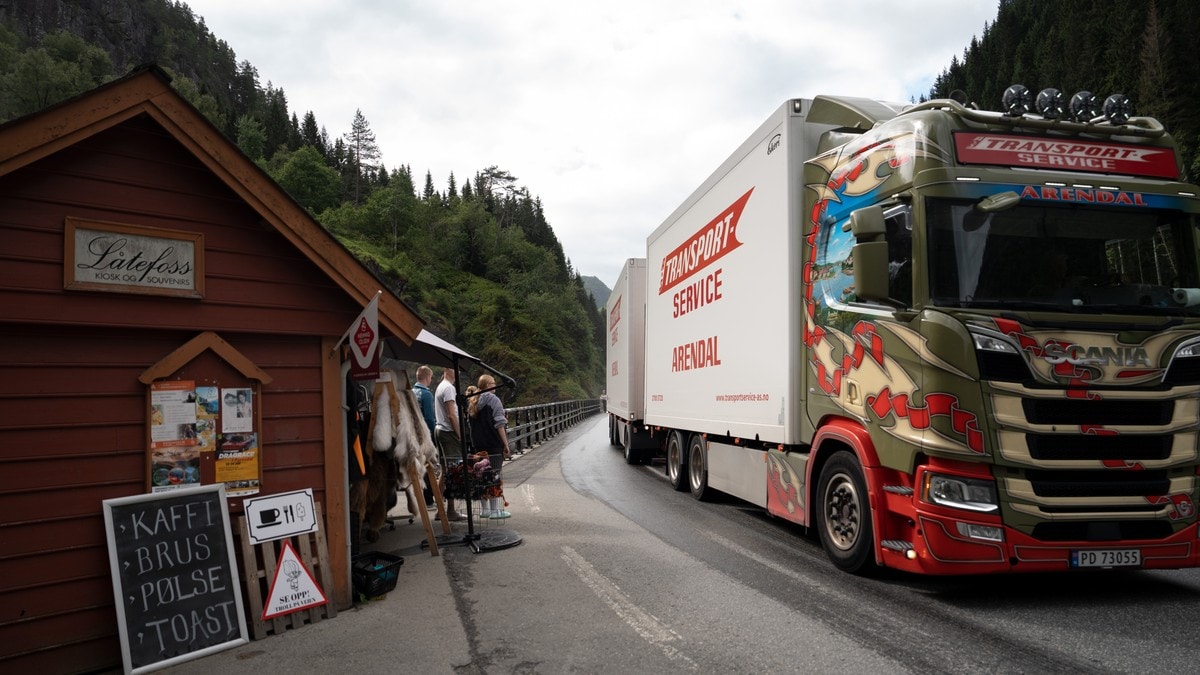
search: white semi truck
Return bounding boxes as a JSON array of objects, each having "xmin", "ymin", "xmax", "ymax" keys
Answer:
[
  {"xmin": 607, "ymin": 88, "xmax": 1200, "ymax": 575},
  {"xmin": 605, "ymin": 258, "xmax": 657, "ymax": 463}
]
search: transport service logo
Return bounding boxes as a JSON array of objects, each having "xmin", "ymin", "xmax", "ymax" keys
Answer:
[
  {"xmin": 954, "ymin": 132, "xmax": 1178, "ymax": 179},
  {"xmin": 659, "ymin": 188, "xmax": 752, "ymax": 295}
]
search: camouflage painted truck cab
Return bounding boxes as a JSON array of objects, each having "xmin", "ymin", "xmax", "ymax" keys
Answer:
[{"xmin": 633, "ymin": 88, "xmax": 1200, "ymax": 575}]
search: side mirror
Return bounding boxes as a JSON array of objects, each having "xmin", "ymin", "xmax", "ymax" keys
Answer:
[
  {"xmin": 853, "ymin": 241, "xmax": 889, "ymax": 303},
  {"xmin": 847, "ymin": 206, "xmax": 889, "ymax": 303},
  {"xmin": 846, "ymin": 205, "xmax": 886, "ymax": 239}
]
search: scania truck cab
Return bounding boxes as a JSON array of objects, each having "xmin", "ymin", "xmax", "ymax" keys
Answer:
[{"xmin": 802, "ymin": 86, "xmax": 1200, "ymax": 573}]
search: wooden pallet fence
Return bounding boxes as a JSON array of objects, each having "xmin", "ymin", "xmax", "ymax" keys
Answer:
[{"xmin": 236, "ymin": 502, "xmax": 338, "ymax": 640}]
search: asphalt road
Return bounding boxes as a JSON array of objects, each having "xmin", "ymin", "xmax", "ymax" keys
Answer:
[{"xmin": 451, "ymin": 415, "xmax": 1200, "ymax": 674}]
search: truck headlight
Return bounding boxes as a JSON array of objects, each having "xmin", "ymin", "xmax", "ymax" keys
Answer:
[
  {"xmin": 972, "ymin": 331, "xmax": 1017, "ymax": 353},
  {"xmin": 922, "ymin": 473, "xmax": 999, "ymax": 513}
]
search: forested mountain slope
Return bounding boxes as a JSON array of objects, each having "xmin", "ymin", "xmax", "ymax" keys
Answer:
[
  {"xmin": 8, "ymin": 0, "xmax": 1198, "ymax": 402},
  {"xmin": 0, "ymin": 0, "xmax": 606, "ymax": 403}
]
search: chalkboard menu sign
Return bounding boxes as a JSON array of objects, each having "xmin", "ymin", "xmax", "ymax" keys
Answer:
[{"xmin": 103, "ymin": 484, "xmax": 248, "ymax": 673}]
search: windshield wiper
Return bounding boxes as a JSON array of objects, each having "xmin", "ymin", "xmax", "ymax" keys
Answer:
[
  {"xmin": 949, "ymin": 299, "xmax": 1085, "ymax": 312},
  {"xmin": 1084, "ymin": 303, "xmax": 1192, "ymax": 316}
]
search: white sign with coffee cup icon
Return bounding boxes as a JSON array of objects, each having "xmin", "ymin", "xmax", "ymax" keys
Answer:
[{"xmin": 244, "ymin": 489, "xmax": 318, "ymax": 544}]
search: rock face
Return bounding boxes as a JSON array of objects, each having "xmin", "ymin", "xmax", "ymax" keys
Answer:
[
  {"xmin": 0, "ymin": 0, "xmax": 240, "ymax": 109},
  {"xmin": 581, "ymin": 274, "xmax": 610, "ymax": 309}
]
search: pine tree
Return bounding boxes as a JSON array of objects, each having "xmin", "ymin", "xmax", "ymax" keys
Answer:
[
  {"xmin": 301, "ymin": 111, "xmax": 323, "ymax": 154},
  {"xmin": 423, "ymin": 171, "xmax": 436, "ymax": 202},
  {"xmin": 262, "ymin": 83, "xmax": 291, "ymax": 158},
  {"xmin": 288, "ymin": 112, "xmax": 302, "ymax": 151},
  {"xmin": 343, "ymin": 109, "xmax": 381, "ymax": 205},
  {"xmin": 1137, "ymin": 0, "xmax": 1171, "ymax": 121}
]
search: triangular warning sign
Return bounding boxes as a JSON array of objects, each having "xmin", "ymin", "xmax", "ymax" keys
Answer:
[{"xmin": 263, "ymin": 540, "xmax": 328, "ymax": 620}]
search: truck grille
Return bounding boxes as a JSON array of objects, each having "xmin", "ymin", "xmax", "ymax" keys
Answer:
[
  {"xmin": 990, "ymin": 387, "xmax": 1198, "ymax": 543},
  {"xmin": 1021, "ymin": 398, "xmax": 1173, "ymax": 425},
  {"xmin": 1026, "ymin": 434, "xmax": 1172, "ymax": 462},
  {"xmin": 1024, "ymin": 469, "xmax": 1170, "ymax": 498}
]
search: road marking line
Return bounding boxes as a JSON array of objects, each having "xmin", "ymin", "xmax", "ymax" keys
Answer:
[
  {"xmin": 560, "ymin": 545, "xmax": 697, "ymax": 670},
  {"xmin": 522, "ymin": 484, "xmax": 541, "ymax": 514}
]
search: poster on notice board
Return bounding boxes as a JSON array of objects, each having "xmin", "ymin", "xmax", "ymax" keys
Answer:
[{"xmin": 149, "ymin": 381, "xmax": 199, "ymax": 492}]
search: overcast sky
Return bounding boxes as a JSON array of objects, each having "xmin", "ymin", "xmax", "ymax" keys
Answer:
[{"xmin": 187, "ymin": 1, "xmax": 997, "ymax": 288}]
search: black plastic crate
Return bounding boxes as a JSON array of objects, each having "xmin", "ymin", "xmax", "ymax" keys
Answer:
[{"xmin": 352, "ymin": 551, "xmax": 404, "ymax": 598}]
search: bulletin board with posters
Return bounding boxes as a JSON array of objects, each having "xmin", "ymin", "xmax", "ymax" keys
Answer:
[{"xmin": 148, "ymin": 379, "xmax": 262, "ymax": 498}]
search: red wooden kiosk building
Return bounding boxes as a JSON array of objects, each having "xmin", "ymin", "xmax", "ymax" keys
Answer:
[{"xmin": 0, "ymin": 66, "xmax": 424, "ymax": 671}]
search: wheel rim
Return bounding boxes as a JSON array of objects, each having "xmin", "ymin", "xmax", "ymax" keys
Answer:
[
  {"xmin": 822, "ymin": 471, "xmax": 861, "ymax": 551},
  {"xmin": 688, "ymin": 442, "xmax": 704, "ymax": 491},
  {"xmin": 667, "ymin": 436, "xmax": 682, "ymax": 482}
]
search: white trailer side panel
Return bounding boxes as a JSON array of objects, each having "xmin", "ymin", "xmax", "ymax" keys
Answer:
[
  {"xmin": 707, "ymin": 442, "xmax": 768, "ymax": 507},
  {"xmin": 644, "ymin": 102, "xmax": 807, "ymax": 445},
  {"xmin": 606, "ymin": 258, "xmax": 647, "ymax": 422}
]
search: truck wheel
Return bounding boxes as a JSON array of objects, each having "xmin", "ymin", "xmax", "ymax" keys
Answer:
[
  {"xmin": 609, "ymin": 416, "xmax": 619, "ymax": 447},
  {"xmin": 687, "ymin": 435, "xmax": 712, "ymax": 501},
  {"xmin": 666, "ymin": 431, "xmax": 688, "ymax": 491},
  {"xmin": 816, "ymin": 451, "xmax": 875, "ymax": 574},
  {"xmin": 623, "ymin": 425, "xmax": 643, "ymax": 464}
]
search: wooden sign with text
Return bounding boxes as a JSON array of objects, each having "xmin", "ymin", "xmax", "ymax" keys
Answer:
[
  {"xmin": 65, "ymin": 217, "xmax": 204, "ymax": 298},
  {"xmin": 103, "ymin": 484, "xmax": 247, "ymax": 674}
]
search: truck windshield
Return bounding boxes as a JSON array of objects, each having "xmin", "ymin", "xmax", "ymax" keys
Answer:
[{"xmin": 927, "ymin": 198, "xmax": 1200, "ymax": 316}]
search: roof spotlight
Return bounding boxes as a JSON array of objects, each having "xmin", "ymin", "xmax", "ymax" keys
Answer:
[
  {"xmin": 1103, "ymin": 94, "xmax": 1133, "ymax": 125},
  {"xmin": 1001, "ymin": 84, "xmax": 1032, "ymax": 117},
  {"xmin": 1069, "ymin": 91, "xmax": 1098, "ymax": 122},
  {"xmin": 1035, "ymin": 88, "xmax": 1065, "ymax": 120}
]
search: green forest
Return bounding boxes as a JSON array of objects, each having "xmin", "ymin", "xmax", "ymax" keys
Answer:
[
  {"xmin": 0, "ymin": 0, "xmax": 606, "ymax": 405},
  {"xmin": 4, "ymin": 0, "xmax": 1199, "ymax": 403}
]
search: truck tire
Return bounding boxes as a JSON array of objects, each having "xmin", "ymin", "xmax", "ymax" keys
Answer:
[
  {"xmin": 687, "ymin": 434, "xmax": 713, "ymax": 501},
  {"xmin": 623, "ymin": 425, "xmax": 643, "ymax": 464},
  {"xmin": 609, "ymin": 416, "xmax": 619, "ymax": 447},
  {"xmin": 815, "ymin": 451, "xmax": 875, "ymax": 574},
  {"xmin": 666, "ymin": 431, "xmax": 688, "ymax": 491}
]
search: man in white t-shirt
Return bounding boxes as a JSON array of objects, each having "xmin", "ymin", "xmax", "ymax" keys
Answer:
[{"xmin": 434, "ymin": 368, "xmax": 465, "ymax": 520}]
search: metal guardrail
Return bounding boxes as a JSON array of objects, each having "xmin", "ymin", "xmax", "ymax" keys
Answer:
[{"xmin": 506, "ymin": 399, "xmax": 603, "ymax": 454}]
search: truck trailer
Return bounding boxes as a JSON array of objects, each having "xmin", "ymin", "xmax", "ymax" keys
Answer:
[{"xmin": 606, "ymin": 87, "xmax": 1200, "ymax": 575}]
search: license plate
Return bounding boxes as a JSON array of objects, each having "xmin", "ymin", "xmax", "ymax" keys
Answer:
[{"xmin": 1071, "ymin": 549, "xmax": 1141, "ymax": 568}]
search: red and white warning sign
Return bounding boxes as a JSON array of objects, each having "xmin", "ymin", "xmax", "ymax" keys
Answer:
[{"xmin": 262, "ymin": 540, "xmax": 328, "ymax": 620}]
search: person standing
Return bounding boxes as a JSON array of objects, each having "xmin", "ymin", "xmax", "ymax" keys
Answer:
[
  {"xmin": 434, "ymin": 368, "xmax": 465, "ymax": 521},
  {"xmin": 468, "ymin": 374, "xmax": 511, "ymax": 519},
  {"xmin": 413, "ymin": 365, "xmax": 438, "ymax": 509}
]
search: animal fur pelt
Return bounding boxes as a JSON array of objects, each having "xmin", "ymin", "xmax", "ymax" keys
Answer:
[
  {"xmin": 396, "ymin": 379, "xmax": 440, "ymax": 468},
  {"xmin": 371, "ymin": 370, "xmax": 439, "ymax": 472},
  {"xmin": 358, "ymin": 450, "xmax": 397, "ymax": 543},
  {"xmin": 359, "ymin": 369, "xmax": 440, "ymax": 543},
  {"xmin": 371, "ymin": 372, "xmax": 411, "ymax": 473}
]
